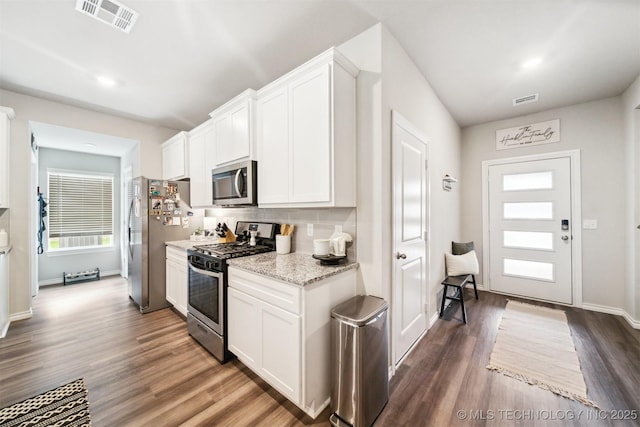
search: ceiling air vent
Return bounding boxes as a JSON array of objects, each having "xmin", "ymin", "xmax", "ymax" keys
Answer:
[
  {"xmin": 513, "ymin": 93, "xmax": 539, "ymax": 106},
  {"xmin": 75, "ymin": 0, "xmax": 139, "ymax": 34}
]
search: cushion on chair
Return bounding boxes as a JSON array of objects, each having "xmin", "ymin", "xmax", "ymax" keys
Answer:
[
  {"xmin": 445, "ymin": 250, "xmax": 479, "ymax": 276},
  {"xmin": 452, "ymin": 241, "xmax": 475, "ymax": 255}
]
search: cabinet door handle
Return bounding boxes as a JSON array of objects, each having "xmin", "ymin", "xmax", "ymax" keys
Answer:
[{"xmin": 396, "ymin": 252, "xmax": 407, "ymax": 260}]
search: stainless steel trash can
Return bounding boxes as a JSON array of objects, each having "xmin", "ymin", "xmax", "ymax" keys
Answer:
[{"xmin": 330, "ymin": 295, "xmax": 389, "ymax": 427}]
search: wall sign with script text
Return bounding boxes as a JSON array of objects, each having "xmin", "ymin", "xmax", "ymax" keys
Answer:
[{"xmin": 495, "ymin": 119, "xmax": 560, "ymax": 150}]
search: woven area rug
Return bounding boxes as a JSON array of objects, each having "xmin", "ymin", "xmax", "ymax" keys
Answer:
[
  {"xmin": 0, "ymin": 378, "xmax": 91, "ymax": 427},
  {"xmin": 487, "ymin": 300, "xmax": 597, "ymax": 407}
]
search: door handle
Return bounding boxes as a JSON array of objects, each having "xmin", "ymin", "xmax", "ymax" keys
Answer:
[
  {"xmin": 561, "ymin": 235, "xmax": 569, "ymax": 241},
  {"xmin": 396, "ymin": 252, "xmax": 407, "ymax": 260},
  {"xmin": 234, "ymin": 169, "xmax": 243, "ymax": 198}
]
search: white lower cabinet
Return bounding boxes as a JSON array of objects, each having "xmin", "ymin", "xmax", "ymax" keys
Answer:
[
  {"xmin": 0, "ymin": 248, "xmax": 11, "ymax": 338},
  {"xmin": 227, "ymin": 287, "xmax": 259, "ymax": 367},
  {"xmin": 165, "ymin": 246, "xmax": 188, "ymax": 317},
  {"xmin": 259, "ymin": 302, "xmax": 301, "ymax": 401},
  {"xmin": 228, "ymin": 266, "xmax": 356, "ymax": 418}
]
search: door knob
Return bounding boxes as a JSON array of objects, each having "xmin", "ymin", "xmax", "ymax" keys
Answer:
[
  {"xmin": 561, "ymin": 235, "xmax": 569, "ymax": 241},
  {"xmin": 396, "ymin": 252, "xmax": 407, "ymax": 259}
]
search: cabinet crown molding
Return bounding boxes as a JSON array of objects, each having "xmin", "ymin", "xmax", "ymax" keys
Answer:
[
  {"xmin": 257, "ymin": 47, "xmax": 359, "ymax": 97},
  {"xmin": 209, "ymin": 88, "xmax": 257, "ymax": 118},
  {"xmin": 161, "ymin": 131, "xmax": 188, "ymax": 147},
  {"xmin": 188, "ymin": 118, "xmax": 214, "ymax": 137}
]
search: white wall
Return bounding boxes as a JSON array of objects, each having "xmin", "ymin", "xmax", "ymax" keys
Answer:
[
  {"xmin": 461, "ymin": 97, "xmax": 627, "ymax": 312},
  {"xmin": 338, "ymin": 24, "xmax": 383, "ymax": 297},
  {"xmin": 381, "ymin": 27, "xmax": 462, "ymax": 316},
  {"xmin": 622, "ymin": 73, "xmax": 640, "ymax": 322},
  {"xmin": 340, "ymin": 24, "xmax": 462, "ymax": 317},
  {"xmin": 0, "ymin": 88, "xmax": 178, "ymax": 320}
]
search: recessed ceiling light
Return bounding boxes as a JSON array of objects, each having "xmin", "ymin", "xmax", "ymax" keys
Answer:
[
  {"xmin": 521, "ymin": 57, "xmax": 543, "ymax": 69},
  {"xmin": 96, "ymin": 75, "xmax": 117, "ymax": 87}
]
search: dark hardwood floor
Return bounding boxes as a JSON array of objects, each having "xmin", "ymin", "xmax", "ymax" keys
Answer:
[{"xmin": 1, "ymin": 277, "xmax": 638, "ymax": 426}]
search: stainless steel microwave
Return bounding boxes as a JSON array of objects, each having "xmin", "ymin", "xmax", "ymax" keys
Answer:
[{"xmin": 212, "ymin": 160, "xmax": 257, "ymax": 206}]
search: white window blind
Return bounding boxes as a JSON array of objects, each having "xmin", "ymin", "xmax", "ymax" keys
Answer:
[{"xmin": 48, "ymin": 171, "xmax": 113, "ymax": 239}]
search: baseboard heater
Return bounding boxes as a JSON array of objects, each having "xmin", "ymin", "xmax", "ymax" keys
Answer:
[{"xmin": 63, "ymin": 268, "xmax": 100, "ymax": 286}]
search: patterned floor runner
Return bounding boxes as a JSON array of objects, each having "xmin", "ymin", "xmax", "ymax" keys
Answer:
[{"xmin": 0, "ymin": 378, "xmax": 91, "ymax": 427}]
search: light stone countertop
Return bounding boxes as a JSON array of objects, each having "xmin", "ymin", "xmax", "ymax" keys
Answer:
[
  {"xmin": 227, "ymin": 252, "xmax": 358, "ymax": 287},
  {"xmin": 165, "ymin": 238, "xmax": 220, "ymax": 251}
]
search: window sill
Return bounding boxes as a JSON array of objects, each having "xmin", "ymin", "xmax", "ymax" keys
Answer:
[{"xmin": 46, "ymin": 246, "xmax": 116, "ymax": 257}]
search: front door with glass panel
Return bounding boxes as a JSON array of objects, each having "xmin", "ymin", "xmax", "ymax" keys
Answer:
[{"xmin": 488, "ymin": 157, "xmax": 572, "ymax": 304}]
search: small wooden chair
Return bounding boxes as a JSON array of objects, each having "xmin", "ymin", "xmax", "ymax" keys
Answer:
[
  {"xmin": 440, "ymin": 241, "xmax": 479, "ymax": 324},
  {"xmin": 440, "ymin": 274, "xmax": 478, "ymax": 324}
]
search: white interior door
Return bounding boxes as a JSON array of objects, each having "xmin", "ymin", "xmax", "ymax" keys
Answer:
[
  {"xmin": 488, "ymin": 157, "xmax": 573, "ymax": 304},
  {"xmin": 392, "ymin": 111, "xmax": 428, "ymax": 367}
]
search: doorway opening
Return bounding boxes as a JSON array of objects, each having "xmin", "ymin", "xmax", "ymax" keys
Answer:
[{"xmin": 28, "ymin": 121, "xmax": 137, "ymax": 297}]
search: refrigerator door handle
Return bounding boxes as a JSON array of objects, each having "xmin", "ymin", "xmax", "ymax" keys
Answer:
[{"xmin": 128, "ymin": 199, "xmax": 134, "ymax": 259}]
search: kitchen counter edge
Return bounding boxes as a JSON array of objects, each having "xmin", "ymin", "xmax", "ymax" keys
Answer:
[{"xmin": 227, "ymin": 252, "xmax": 358, "ymax": 287}]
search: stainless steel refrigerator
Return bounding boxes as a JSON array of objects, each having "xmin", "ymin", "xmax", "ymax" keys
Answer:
[{"xmin": 127, "ymin": 177, "xmax": 193, "ymax": 313}]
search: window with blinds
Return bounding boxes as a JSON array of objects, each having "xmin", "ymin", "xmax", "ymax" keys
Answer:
[{"xmin": 47, "ymin": 170, "xmax": 114, "ymax": 251}]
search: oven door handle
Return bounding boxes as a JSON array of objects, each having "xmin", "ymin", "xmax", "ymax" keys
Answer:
[{"xmin": 188, "ymin": 263, "xmax": 223, "ymax": 279}]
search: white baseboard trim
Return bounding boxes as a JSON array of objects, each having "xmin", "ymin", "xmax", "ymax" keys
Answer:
[
  {"xmin": 1, "ymin": 320, "xmax": 9, "ymax": 338},
  {"xmin": 582, "ymin": 303, "xmax": 639, "ymax": 329},
  {"xmin": 39, "ymin": 278, "xmax": 63, "ymax": 286},
  {"xmin": 39, "ymin": 270, "xmax": 121, "ymax": 287},
  {"xmin": 429, "ymin": 311, "xmax": 440, "ymax": 328},
  {"xmin": 10, "ymin": 308, "xmax": 33, "ymax": 322},
  {"xmin": 621, "ymin": 311, "xmax": 640, "ymax": 329}
]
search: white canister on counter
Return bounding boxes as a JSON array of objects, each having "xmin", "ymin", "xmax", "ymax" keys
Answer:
[
  {"xmin": 0, "ymin": 229, "xmax": 7, "ymax": 247},
  {"xmin": 313, "ymin": 239, "xmax": 330, "ymax": 256},
  {"xmin": 276, "ymin": 234, "xmax": 291, "ymax": 254}
]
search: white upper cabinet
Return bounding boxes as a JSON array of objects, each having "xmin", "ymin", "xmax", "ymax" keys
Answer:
[
  {"xmin": 161, "ymin": 131, "xmax": 189, "ymax": 181},
  {"xmin": 210, "ymin": 89, "xmax": 256, "ymax": 167},
  {"xmin": 0, "ymin": 107, "xmax": 15, "ymax": 209},
  {"xmin": 257, "ymin": 48, "xmax": 358, "ymax": 208},
  {"xmin": 188, "ymin": 120, "xmax": 215, "ymax": 207},
  {"xmin": 256, "ymin": 88, "xmax": 289, "ymax": 205}
]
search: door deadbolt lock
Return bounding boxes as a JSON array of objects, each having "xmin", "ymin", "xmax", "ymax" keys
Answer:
[{"xmin": 396, "ymin": 252, "xmax": 407, "ymax": 260}]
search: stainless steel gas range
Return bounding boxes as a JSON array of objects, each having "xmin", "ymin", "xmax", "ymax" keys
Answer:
[{"xmin": 186, "ymin": 221, "xmax": 278, "ymax": 363}]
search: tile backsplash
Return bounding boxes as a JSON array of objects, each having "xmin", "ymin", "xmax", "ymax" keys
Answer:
[{"xmin": 203, "ymin": 207, "xmax": 357, "ymax": 261}]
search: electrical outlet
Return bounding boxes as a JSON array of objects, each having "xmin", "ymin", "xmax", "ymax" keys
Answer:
[
  {"xmin": 307, "ymin": 223, "xmax": 314, "ymax": 237},
  {"xmin": 583, "ymin": 219, "xmax": 598, "ymax": 230},
  {"xmin": 335, "ymin": 225, "xmax": 342, "ymax": 233}
]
